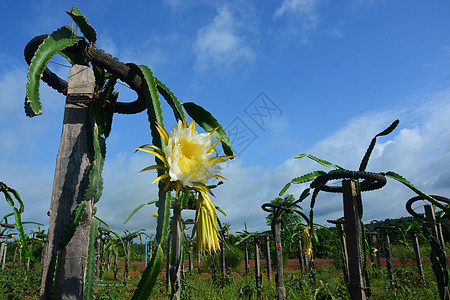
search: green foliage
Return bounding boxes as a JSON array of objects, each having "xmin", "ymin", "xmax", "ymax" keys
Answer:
[
  {"xmin": 25, "ymin": 25, "xmax": 81, "ymax": 117},
  {"xmin": 183, "ymin": 102, "xmax": 234, "ymax": 156},
  {"xmin": 266, "ymin": 194, "xmax": 305, "ymax": 229},
  {"xmin": 312, "ymin": 227, "xmax": 340, "ymax": 259},
  {"xmin": 66, "ymin": 5, "xmax": 97, "ymax": 44},
  {"xmin": 0, "ymin": 182, "xmax": 32, "ymax": 260},
  {"xmin": 85, "ymin": 218, "xmax": 99, "ymax": 300},
  {"xmin": 24, "ymin": 5, "xmax": 235, "ymax": 299}
]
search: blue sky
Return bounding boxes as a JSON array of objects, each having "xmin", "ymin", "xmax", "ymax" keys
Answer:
[{"xmin": 1, "ymin": 0, "xmax": 450, "ymax": 238}]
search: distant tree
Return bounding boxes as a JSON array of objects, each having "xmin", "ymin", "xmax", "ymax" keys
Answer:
[{"xmin": 265, "ymin": 194, "xmax": 305, "ymax": 232}]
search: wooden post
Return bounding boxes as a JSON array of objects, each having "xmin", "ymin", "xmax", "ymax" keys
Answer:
[
  {"xmin": 381, "ymin": 228, "xmax": 394, "ymax": 281},
  {"xmin": 40, "ymin": 65, "xmax": 96, "ymax": 299},
  {"xmin": 342, "ymin": 179, "xmax": 367, "ymax": 300},
  {"xmin": 244, "ymin": 239, "xmax": 249, "ymax": 276},
  {"xmin": 124, "ymin": 240, "xmax": 130, "ymax": 280},
  {"xmin": 0, "ymin": 241, "xmax": 4, "ymax": 269},
  {"xmin": 113, "ymin": 251, "xmax": 118, "ymax": 280},
  {"xmin": 1, "ymin": 242, "xmax": 7, "ymax": 270},
  {"xmin": 220, "ymin": 239, "xmax": 226, "ymax": 278},
  {"xmin": 273, "ymin": 211, "xmax": 286, "ymax": 300},
  {"xmin": 370, "ymin": 233, "xmax": 381, "ymax": 268},
  {"xmin": 265, "ymin": 235, "xmax": 272, "ymax": 280},
  {"xmin": 425, "ymin": 205, "xmax": 450, "ymax": 300},
  {"xmin": 189, "ymin": 240, "xmax": 193, "ymax": 274},
  {"xmin": 166, "ymin": 233, "xmax": 171, "ymax": 288},
  {"xmin": 328, "ymin": 220, "xmax": 349, "ymax": 284},
  {"xmin": 297, "ymin": 236, "xmax": 304, "ymax": 272},
  {"xmin": 410, "ymin": 231, "xmax": 424, "ymax": 278},
  {"xmin": 254, "ymin": 237, "xmax": 261, "ymax": 300}
]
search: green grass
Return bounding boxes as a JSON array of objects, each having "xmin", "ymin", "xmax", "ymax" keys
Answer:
[{"xmin": 0, "ymin": 262, "xmax": 442, "ymax": 299}]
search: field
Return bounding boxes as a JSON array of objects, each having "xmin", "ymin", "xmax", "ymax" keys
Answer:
[{"xmin": 1, "ymin": 257, "xmax": 441, "ymax": 299}]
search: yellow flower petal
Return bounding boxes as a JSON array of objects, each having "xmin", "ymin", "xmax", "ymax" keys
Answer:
[
  {"xmin": 152, "ymin": 173, "xmax": 170, "ymax": 184},
  {"xmin": 156, "ymin": 122, "xmax": 169, "ymax": 146},
  {"xmin": 139, "ymin": 165, "xmax": 168, "ymax": 173},
  {"xmin": 136, "ymin": 148, "xmax": 168, "ymax": 166},
  {"xmin": 206, "ymin": 138, "xmax": 223, "ymax": 153},
  {"xmin": 208, "ymin": 156, "xmax": 234, "ymax": 165}
]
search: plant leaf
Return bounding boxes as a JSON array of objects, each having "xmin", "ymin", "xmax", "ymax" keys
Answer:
[
  {"xmin": 155, "ymin": 77, "xmax": 185, "ymax": 122},
  {"xmin": 183, "ymin": 102, "xmax": 234, "ymax": 156},
  {"xmin": 124, "ymin": 200, "xmax": 157, "ymax": 224},
  {"xmin": 132, "ymin": 191, "xmax": 170, "ymax": 299},
  {"xmin": 13, "ymin": 207, "xmax": 32, "ymax": 259},
  {"xmin": 295, "ymin": 154, "xmax": 343, "ymax": 170},
  {"xmin": 66, "ymin": 5, "xmax": 96, "ymax": 43},
  {"xmin": 85, "ymin": 218, "xmax": 98, "ymax": 300},
  {"xmin": 129, "ymin": 64, "xmax": 165, "ymax": 151},
  {"xmin": 26, "ymin": 25, "xmax": 81, "ymax": 117},
  {"xmin": 385, "ymin": 171, "xmax": 446, "ymax": 210},
  {"xmin": 359, "ymin": 120, "xmax": 399, "ymax": 171}
]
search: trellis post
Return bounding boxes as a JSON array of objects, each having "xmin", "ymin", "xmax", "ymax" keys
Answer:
[
  {"xmin": 328, "ymin": 219, "xmax": 349, "ymax": 284},
  {"xmin": 254, "ymin": 236, "xmax": 262, "ymax": 300},
  {"xmin": 374, "ymin": 226, "xmax": 395, "ymax": 281},
  {"xmin": 342, "ymin": 179, "xmax": 367, "ymax": 300},
  {"xmin": 265, "ymin": 234, "xmax": 272, "ymax": 280},
  {"xmin": 424, "ymin": 204, "xmax": 450, "ymax": 300},
  {"xmin": 410, "ymin": 230, "xmax": 424, "ymax": 278},
  {"xmin": 40, "ymin": 65, "xmax": 96, "ymax": 299}
]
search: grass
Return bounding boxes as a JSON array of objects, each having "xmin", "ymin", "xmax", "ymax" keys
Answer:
[{"xmin": 0, "ymin": 260, "xmax": 442, "ymax": 299}]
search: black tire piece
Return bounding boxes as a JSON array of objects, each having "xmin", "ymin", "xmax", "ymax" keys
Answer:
[
  {"xmin": 405, "ymin": 195, "xmax": 450, "ymax": 219},
  {"xmin": 261, "ymin": 203, "xmax": 294, "ymax": 214},
  {"xmin": 24, "ymin": 35, "xmax": 146, "ymax": 115},
  {"xmin": 310, "ymin": 171, "xmax": 386, "ymax": 193}
]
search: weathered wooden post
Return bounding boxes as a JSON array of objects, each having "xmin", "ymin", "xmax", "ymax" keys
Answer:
[
  {"xmin": 39, "ymin": 65, "xmax": 97, "ymax": 299},
  {"xmin": 0, "ymin": 224, "xmax": 15, "ymax": 271},
  {"xmin": 374, "ymin": 226, "xmax": 395, "ymax": 281},
  {"xmin": 406, "ymin": 195, "xmax": 450, "ymax": 299},
  {"xmin": 328, "ymin": 219, "xmax": 349, "ymax": 284},
  {"xmin": 220, "ymin": 239, "xmax": 226, "ymax": 278},
  {"xmin": 369, "ymin": 232, "xmax": 381, "ymax": 267},
  {"xmin": 342, "ymin": 180, "xmax": 366, "ymax": 299},
  {"xmin": 253, "ymin": 236, "xmax": 262, "ymax": 300},
  {"xmin": 262, "ymin": 203, "xmax": 293, "ymax": 300},
  {"xmin": 123, "ymin": 233, "xmax": 137, "ymax": 281},
  {"xmin": 425, "ymin": 205, "xmax": 450, "ymax": 299},
  {"xmin": 1, "ymin": 240, "xmax": 8, "ymax": 270},
  {"xmin": 188, "ymin": 239, "xmax": 194, "ymax": 274},
  {"xmin": 264, "ymin": 234, "xmax": 272, "ymax": 280},
  {"xmin": 166, "ymin": 232, "xmax": 171, "ymax": 288},
  {"xmin": 310, "ymin": 171, "xmax": 387, "ymax": 300},
  {"xmin": 410, "ymin": 230, "xmax": 424, "ymax": 278},
  {"xmin": 297, "ymin": 235, "xmax": 304, "ymax": 272},
  {"xmin": 0, "ymin": 240, "xmax": 4, "ymax": 270},
  {"xmin": 244, "ymin": 239, "xmax": 249, "ymax": 276}
]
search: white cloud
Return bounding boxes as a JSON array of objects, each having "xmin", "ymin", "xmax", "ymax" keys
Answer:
[
  {"xmin": 193, "ymin": 6, "xmax": 255, "ymax": 73},
  {"xmin": 273, "ymin": 0, "xmax": 322, "ymax": 44},
  {"xmin": 274, "ymin": 0, "xmax": 320, "ymax": 19}
]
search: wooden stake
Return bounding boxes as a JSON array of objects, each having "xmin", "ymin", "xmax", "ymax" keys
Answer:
[
  {"xmin": 39, "ymin": 65, "xmax": 96, "ymax": 299},
  {"xmin": 265, "ymin": 235, "xmax": 272, "ymax": 280},
  {"xmin": 410, "ymin": 231, "xmax": 424, "ymax": 278},
  {"xmin": 342, "ymin": 179, "xmax": 367, "ymax": 300}
]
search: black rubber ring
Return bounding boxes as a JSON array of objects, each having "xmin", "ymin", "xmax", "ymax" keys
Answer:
[
  {"xmin": 405, "ymin": 195, "xmax": 450, "ymax": 219},
  {"xmin": 310, "ymin": 171, "xmax": 386, "ymax": 193},
  {"xmin": 261, "ymin": 203, "xmax": 294, "ymax": 214}
]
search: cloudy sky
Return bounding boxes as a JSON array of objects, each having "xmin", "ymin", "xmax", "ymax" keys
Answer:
[{"xmin": 1, "ymin": 0, "xmax": 449, "ymax": 239}]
